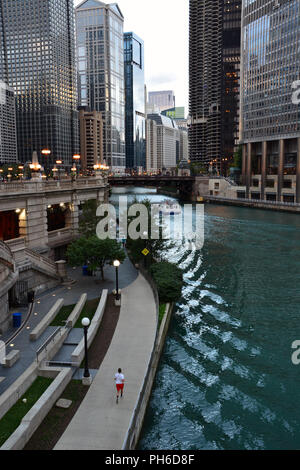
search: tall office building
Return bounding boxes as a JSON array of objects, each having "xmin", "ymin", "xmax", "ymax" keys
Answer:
[
  {"xmin": 146, "ymin": 114, "xmax": 180, "ymax": 170},
  {"xmin": 0, "ymin": 0, "xmax": 79, "ymax": 167},
  {"xmin": 79, "ymin": 107, "xmax": 103, "ymax": 171},
  {"xmin": 0, "ymin": 83, "xmax": 17, "ymax": 164},
  {"xmin": 76, "ymin": 0, "xmax": 125, "ymax": 171},
  {"xmin": 148, "ymin": 91, "xmax": 176, "ymax": 113},
  {"xmin": 240, "ymin": 0, "xmax": 300, "ymax": 203},
  {"xmin": 124, "ymin": 32, "xmax": 146, "ymax": 170},
  {"xmin": 189, "ymin": 0, "xmax": 241, "ymax": 174}
]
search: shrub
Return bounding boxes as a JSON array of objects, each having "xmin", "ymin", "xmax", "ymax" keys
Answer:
[{"xmin": 150, "ymin": 262, "xmax": 183, "ymax": 303}]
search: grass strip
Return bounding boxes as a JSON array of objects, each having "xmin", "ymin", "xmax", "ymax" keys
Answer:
[
  {"xmin": 50, "ymin": 298, "xmax": 100, "ymax": 328},
  {"xmin": 0, "ymin": 376, "xmax": 53, "ymax": 447},
  {"xmin": 159, "ymin": 304, "xmax": 167, "ymax": 326}
]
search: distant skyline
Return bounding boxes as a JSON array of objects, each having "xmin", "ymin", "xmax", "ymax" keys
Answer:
[{"xmin": 74, "ymin": 0, "xmax": 189, "ymax": 116}]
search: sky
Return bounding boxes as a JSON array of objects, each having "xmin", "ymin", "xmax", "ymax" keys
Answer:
[{"xmin": 74, "ymin": 0, "xmax": 189, "ymax": 115}]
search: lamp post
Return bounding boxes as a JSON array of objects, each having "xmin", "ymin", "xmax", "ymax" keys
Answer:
[
  {"xmin": 41, "ymin": 149, "xmax": 51, "ymax": 174},
  {"xmin": 56, "ymin": 160, "xmax": 62, "ymax": 180},
  {"xmin": 143, "ymin": 231, "xmax": 149, "ymax": 268},
  {"xmin": 73, "ymin": 154, "xmax": 81, "ymax": 177},
  {"xmin": 81, "ymin": 317, "xmax": 92, "ymax": 386},
  {"xmin": 113, "ymin": 260, "xmax": 121, "ymax": 304}
]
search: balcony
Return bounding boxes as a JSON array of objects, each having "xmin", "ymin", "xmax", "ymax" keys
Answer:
[{"xmin": 47, "ymin": 228, "xmax": 74, "ymax": 248}]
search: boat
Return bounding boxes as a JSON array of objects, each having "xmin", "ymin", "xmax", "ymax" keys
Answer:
[{"xmin": 158, "ymin": 201, "xmax": 182, "ymax": 216}]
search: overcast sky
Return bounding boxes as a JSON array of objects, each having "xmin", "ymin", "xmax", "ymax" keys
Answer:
[{"xmin": 74, "ymin": 0, "xmax": 189, "ymax": 115}]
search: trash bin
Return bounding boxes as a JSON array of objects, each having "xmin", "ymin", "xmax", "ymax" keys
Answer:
[
  {"xmin": 82, "ymin": 266, "xmax": 89, "ymax": 276},
  {"xmin": 13, "ymin": 313, "xmax": 22, "ymax": 328}
]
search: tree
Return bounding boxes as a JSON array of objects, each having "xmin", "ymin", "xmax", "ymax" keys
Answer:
[
  {"xmin": 66, "ymin": 236, "xmax": 125, "ymax": 280},
  {"xmin": 79, "ymin": 200, "xmax": 100, "ymax": 238},
  {"xmin": 125, "ymin": 198, "xmax": 172, "ymax": 266},
  {"xmin": 231, "ymin": 145, "xmax": 242, "ymax": 170}
]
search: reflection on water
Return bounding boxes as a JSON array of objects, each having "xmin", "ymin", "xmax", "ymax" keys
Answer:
[{"xmin": 111, "ymin": 188, "xmax": 300, "ymax": 450}]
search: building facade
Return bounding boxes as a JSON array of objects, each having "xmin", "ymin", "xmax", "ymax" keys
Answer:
[
  {"xmin": 0, "ymin": 0, "xmax": 79, "ymax": 168},
  {"xmin": 124, "ymin": 32, "xmax": 146, "ymax": 170},
  {"xmin": 148, "ymin": 90, "xmax": 176, "ymax": 113},
  {"xmin": 0, "ymin": 83, "xmax": 17, "ymax": 164},
  {"xmin": 146, "ymin": 114, "xmax": 180, "ymax": 171},
  {"xmin": 240, "ymin": 0, "xmax": 300, "ymax": 203},
  {"xmin": 79, "ymin": 107, "xmax": 103, "ymax": 171},
  {"xmin": 76, "ymin": 0, "xmax": 125, "ymax": 171},
  {"xmin": 189, "ymin": 0, "xmax": 241, "ymax": 175}
]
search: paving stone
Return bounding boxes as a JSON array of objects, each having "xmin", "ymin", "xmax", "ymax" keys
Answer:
[{"xmin": 56, "ymin": 399, "xmax": 72, "ymax": 409}]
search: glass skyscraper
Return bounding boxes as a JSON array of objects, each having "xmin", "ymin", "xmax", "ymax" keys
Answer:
[
  {"xmin": 240, "ymin": 0, "xmax": 300, "ymax": 203},
  {"xmin": 76, "ymin": 0, "xmax": 125, "ymax": 170},
  {"xmin": 189, "ymin": 0, "xmax": 241, "ymax": 175},
  {"xmin": 124, "ymin": 32, "xmax": 146, "ymax": 170},
  {"xmin": 0, "ymin": 0, "xmax": 79, "ymax": 167}
]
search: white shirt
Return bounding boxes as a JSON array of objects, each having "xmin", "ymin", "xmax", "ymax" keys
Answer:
[{"xmin": 115, "ymin": 373, "xmax": 124, "ymax": 385}]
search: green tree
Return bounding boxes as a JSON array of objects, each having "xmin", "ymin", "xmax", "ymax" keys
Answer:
[
  {"xmin": 190, "ymin": 162, "xmax": 207, "ymax": 176},
  {"xmin": 231, "ymin": 145, "xmax": 242, "ymax": 170},
  {"xmin": 79, "ymin": 200, "xmax": 100, "ymax": 238},
  {"xmin": 66, "ymin": 236, "xmax": 125, "ymax": 280},
  {"xmin": 125, "ymin": 198, "xmax": 171, "ymax": 266}
]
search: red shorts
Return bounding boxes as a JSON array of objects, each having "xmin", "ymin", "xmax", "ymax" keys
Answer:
[{"xmin": 116, "ymin": 384, "xmax": 124, "ymax": 392}]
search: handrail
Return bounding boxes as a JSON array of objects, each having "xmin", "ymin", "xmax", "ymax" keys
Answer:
[
  {"xmin": 208, "ymin": 195, "xmax": 300, "ymax": 208},
  {"xmin": 36, "ymin": 327, "xmax": 63, "ymax": 362}
]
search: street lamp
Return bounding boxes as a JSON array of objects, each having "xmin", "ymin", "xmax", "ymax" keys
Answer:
[
  {"xmin": 73, "ymin": 154, "xmax": 81, "ymax": 177},
  {"xmin": 41, "ymin": 149, "xmax": 51, "ymax": 174},
  {"xmin": 81, "ymin": 317, "xmax": 92, "ymax": 385},
  {"xmin": 56, "ymin": 160, "xmax": 63, "ymax": 180},
  {"xmin": 113, "ymin": 260, "xmax": 121, "ymax": 302}
]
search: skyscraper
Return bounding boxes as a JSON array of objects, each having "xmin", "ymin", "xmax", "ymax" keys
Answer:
[
  {"xmin": 76, "ymin": 0, "xmax": 125, "ymax": 171},
  {"xmin": 0, "ymin": 0, "xmax": 79, "ymax": 167},
  {"xmin": 0, "ymin": 83, "xmax": 17, "ymax": 164},
  {"xmin": 148, "ymin": 90, "xmax": 176, "ymax": 113},
  {"xmin": 189, "ymin": 0, "xmax": 241, "ymax": 174},
  {"xmin": 240, "ymin": 0, "xmax": 300, "ymax": 203},
  {"xmin": 124, "ymin": 32, "xmax": 146, "ymax": 170}
]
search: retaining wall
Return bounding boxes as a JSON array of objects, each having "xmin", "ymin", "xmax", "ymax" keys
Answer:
[
  {"xmin": 122, "ymin": 302, "xmax": 174, "ymax": 450},
  {"xmin": 0, "ymin": 367, "xmax": 73, "ymax": 450},
  {"xmin": 71, "ymin": 290, "xmax": 108, "ymax": 366}
]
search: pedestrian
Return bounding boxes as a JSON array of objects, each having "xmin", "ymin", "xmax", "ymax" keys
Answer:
[{"xmin": 114, "ymin": 368, "xmax": 125, "ymax": 404}]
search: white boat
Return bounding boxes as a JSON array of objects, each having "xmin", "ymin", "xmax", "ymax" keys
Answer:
[{"xmin": 158, "ymin": 201, "xmax": 182, "ymax": 216}]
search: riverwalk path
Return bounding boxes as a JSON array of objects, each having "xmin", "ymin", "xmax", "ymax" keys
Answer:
[
  {"xmin": 0, "ymin": 256, "xmax": 138, "ymax": 396},
  {"xmin": 54, "ymin": 272, "xmax": 157, "ymax": 450}
]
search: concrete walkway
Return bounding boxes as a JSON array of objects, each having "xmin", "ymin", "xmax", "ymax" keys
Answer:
[
  {"xmin": 54, "ymin": 273, "xmax": 157, "ymax": 450},
  {"xmin": 0, "ymin": 257, "xmax": 138, "ymax": 395}
]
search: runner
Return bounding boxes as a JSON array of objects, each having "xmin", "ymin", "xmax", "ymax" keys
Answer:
[{"xmin": 114, "ymin": 368, "xmax": 125, "ymax": 404}]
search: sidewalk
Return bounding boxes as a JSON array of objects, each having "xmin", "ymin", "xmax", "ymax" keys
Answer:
[
  {"xmin": 54, "ymin": 273, "xmax": 157, "ymax": 450},
  {"xmin": 0, "ymin": 257, "xmax": 138, "ymax": 395}
]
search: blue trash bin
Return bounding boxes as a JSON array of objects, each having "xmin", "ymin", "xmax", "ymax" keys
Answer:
[
  {"xmin": 13, "ymin": 313, "xmax": 22, "ymax": 328},
  {"xmin": 82, "ymin": 266, "xmax": 88, "ymax": 276}
]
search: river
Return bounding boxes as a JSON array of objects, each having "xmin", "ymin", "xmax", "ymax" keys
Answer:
[{"xmin": 111, "ymin": 187, "xmax": 300, "ymax": 450}]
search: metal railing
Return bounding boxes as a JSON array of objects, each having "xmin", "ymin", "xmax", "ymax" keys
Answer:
[
  {"xmin": 208, "ymin": 195, "xmax": 300, "ymax": 208},
  {"xmin": 0, "ymin": 177, "xmax": 107, "ymax": 196},
  {"xmin": 36, "ymin": 327, "xmax": 63, "ymax": 363}
]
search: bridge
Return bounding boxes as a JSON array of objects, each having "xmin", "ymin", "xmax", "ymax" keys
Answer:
[{"xmin": 109, "ymin": 175, "xmax": 196, "ymax": 200}]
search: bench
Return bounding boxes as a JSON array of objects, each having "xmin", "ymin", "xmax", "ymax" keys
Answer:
[
  {"xmin": 3, "ymin": 350, "xmax": 20, "ymax": 368},
  {"xmin": 30, "ymin": 299, "xmax": 64, "ymax": 342}
]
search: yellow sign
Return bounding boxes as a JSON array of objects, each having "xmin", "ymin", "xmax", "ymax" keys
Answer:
[{"xmin": 142, "ymin": 248, "xmax": 150, "ymax": 257}]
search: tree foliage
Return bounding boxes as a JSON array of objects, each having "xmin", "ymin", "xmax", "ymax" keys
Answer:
[
  {"xmin": 66, "ymin": 236, "xmax": 125, "ymax": 280},
  {"xmin": 149, "ymin": 261, "xmax": 183, "ymax": 303},
  {"xmin": 79, "ymin": 200, "xmax": 100, "ymax": 238},
  {"xmin": 125, "ymin": 198, "xmax": 171, "ymax": 265}
]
